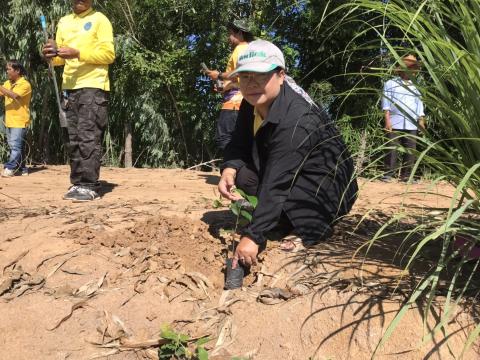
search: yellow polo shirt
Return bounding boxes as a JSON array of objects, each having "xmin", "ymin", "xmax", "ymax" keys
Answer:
[
  {"xmin": 3, "ymin": 77, "xmax": 32, "ymax": 128},
  {"xmin": 222, "ymin": 42, "xmax": 248, "ymax": 110},
  {"xmin": 52, "ymin": 8, "xmax": 115, "ymax": 91}
]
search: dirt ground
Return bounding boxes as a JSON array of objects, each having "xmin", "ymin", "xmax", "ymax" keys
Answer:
[{"xmin": 0, "ymin": 165, "xmax": 478, "ymax": 360}]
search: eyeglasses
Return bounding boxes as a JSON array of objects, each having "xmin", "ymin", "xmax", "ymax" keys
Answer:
[{"xmin": 238, "ymin": 71, "xmax": 276, "ymax": 85}]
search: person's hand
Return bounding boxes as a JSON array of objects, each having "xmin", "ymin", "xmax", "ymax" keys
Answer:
[
  {"xmin": 232, "ymin": 236, "xmax": 259, "ymax": 269},
  {"xmin": 57, "ymin": 47, "xmax": 80, "ymax": 59},
  {"xmin": 218, "ymin": 168, "xmax": 242, "ymax": 201},
  {"xmin": 206, "ymin": 70, "xmax": 220, "ymax": 81},
  {"xmin": 384, "ymin": 121, "xmax": 393, "ymax": 132},
  {"xmin": 419, "ymin": 117, "xmax": 426, "ymax": 132},
  {"xmin": 42, "ymin": 39, "xmax": 58, "ymax": 59}
]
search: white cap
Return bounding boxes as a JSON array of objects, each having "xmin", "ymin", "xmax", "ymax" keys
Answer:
[{"xmin": 229, "ymin": 39, "xmax": 285, "ymax": 78}]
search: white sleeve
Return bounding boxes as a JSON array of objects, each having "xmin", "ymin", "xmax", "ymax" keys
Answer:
[
  {"xmin": 382, "ymin": 81, "xmax": 392, "ymax": 111},
  {"xmin": 417, "ymin": 97, "xmax": 425, "ymax": 117}
]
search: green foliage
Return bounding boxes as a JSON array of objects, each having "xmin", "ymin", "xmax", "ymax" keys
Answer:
[
  {"xmin": 159, "ymin": 324, "xmax": 210, "ymax": 360},
  {"xmin": 1, "ymin": 0, "xmax": 374, "ymax": 169},
  {"xmin": 0, "ymin": 0, "xmax": 70, "ymax": 164},
  {"xmin": 327, "ymin": 0, "xmax": 480, "ymax": 356}
]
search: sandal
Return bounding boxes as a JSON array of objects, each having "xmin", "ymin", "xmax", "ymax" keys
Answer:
[
  {"xmin": 279, "ymin": 235, "xmax": 305, "ymax": 253},
  {"xmin": 257, "ymin": 287, "xmax": 293, "ymax": 305}
]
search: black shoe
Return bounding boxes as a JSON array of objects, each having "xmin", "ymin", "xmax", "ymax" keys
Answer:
[
  {"xmin": 401, "ymin": 178, "xmax": 420, "ymax": 184},
  {"xmin": 380, "ymin": 175, "xmax": 393, "ymax": 183},
  {"xmin": 70, "ymin": 186, "xmax": 99, "ymax": 202}
]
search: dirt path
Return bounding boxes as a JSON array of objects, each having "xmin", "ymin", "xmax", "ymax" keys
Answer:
[{"xmin": 0, "ymin": 166, "xmax": 477, "ymax": 359}]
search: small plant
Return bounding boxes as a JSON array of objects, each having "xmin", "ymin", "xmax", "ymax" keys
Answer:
[
  {"xmin": 158, "ymin": 325, "xmax": 210, "ymax": 360},
  {"xmin": 229, "ymin": 188, "xmax": 258, "ymax": 223},
  {"xmin": 212, "ymin": 198, "xmax": 224, "ymax": 209}
]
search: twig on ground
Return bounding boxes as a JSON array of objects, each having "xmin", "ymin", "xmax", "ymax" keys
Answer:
[
  {"xmin": 0, "ymin": 191, "xmax": 21, "ymax": 204},
  {"xmin": 120, "ymin": 291, "xmax": 138, "ymax": 307},
  {"xmin": 36, "ymin": 248, "xmax": 82, "ymax": 271},
  {"xmin": 48, "ymin": 298, "xmax": 90, "ymax": 331},
  {"xmin": 1, "ymin": 235, "xmax": 21, "ymax": 244},
  {"xmin": 46, "ymin": 252, "xmax": 83, "ymax": 279},
  {"xmin": 2, "ymin": 249, "xmax": 29, "ymax": 274},
  {"xmin": 186, "ymin": 159, "xmax": 221, "ymax": 170}
]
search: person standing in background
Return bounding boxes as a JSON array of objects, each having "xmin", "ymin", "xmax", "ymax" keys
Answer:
[
  {"xmin": 207, "ymin": 19, "xmax": 254, "ymax": 152},
  {"xmin": 0, "ymin": 60, "xmax": 32, "ymax": 177},
  {"xmin": 42, "ymin": 0, "xmax": 115, "ymax": 201},
  {"xmin": 381, "ymin": 54, "xmax": 425, "ymax": 183}
]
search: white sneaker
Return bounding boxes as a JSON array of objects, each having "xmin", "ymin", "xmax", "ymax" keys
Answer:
[
  {"xmin": 71, "ymin": 186, "xmax": 99, "ymax": 202},
  {"xmin": 63, "ymin": 185, "xmax": 81, "ymax": 200},
  {"xmin": 2, "ymin": 168, "xmax": 15, "ymax": 177}
]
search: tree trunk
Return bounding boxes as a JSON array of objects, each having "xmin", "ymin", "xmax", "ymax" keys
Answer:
[{"xmin": 124, "ymin": 121, "xmax": 133, "ymax": 168}]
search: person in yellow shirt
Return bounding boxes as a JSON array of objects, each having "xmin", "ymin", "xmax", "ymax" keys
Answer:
[
  {"xmin": 207, "ymin": 20, "xmax": 254, "ymax": 152},
  {"xmin": 42, "ymin": 0, "xmax": 115, "ymax": 202},
  {"xmin": 0, "ymin": 60, "xmax": 32, "ymax": 177}
]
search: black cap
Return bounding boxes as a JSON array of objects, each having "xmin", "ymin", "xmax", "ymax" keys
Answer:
[{"xmin": 227, "ymin": 19, "xmax": 253, "ymax": 34}]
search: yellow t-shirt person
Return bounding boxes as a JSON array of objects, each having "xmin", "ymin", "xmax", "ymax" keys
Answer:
[
  {"xmin": 52, "ymin": 8, "xmax": 115, "ymax": 91},
  {"xmin": 222, "ymin": 42, "xmax": 248, "ymax": 110},
  {"xmin": 3, "ymin": 77, "xmax": 32, "ymax": 128}
]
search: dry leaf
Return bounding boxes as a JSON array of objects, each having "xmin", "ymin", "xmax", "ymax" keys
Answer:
[{"xmin": 48, "ymin": 298, "xmax": 89, "ymax": 331}]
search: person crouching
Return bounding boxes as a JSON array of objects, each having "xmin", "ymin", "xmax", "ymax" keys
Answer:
[{"xmin": 218, "ymin": 40, "xmax": 358, "ymax": 268}]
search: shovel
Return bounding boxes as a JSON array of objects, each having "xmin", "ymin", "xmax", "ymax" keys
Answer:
[{"xmin": 40, "ymin": 15, "xmax": 69, "ymax": 146}]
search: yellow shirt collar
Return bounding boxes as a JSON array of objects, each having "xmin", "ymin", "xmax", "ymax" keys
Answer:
[
  {"xmin": 253, "ymin": 107, "xmax": 264, "ymax": 135},
  {"xmin": 75, "ymin": 7, "xmax": 94, "ymax": 18},
  {"xmin": 8, "ymin": 76, "xmax": 26, "ymax": 86}
]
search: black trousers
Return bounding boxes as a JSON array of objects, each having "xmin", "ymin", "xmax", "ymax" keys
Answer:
[
  {"xmin": 384, "ymin": 129, "xmax": 418, "ymax": 179},
  {"xmin": 215, "ymin": 109, "xmax": 240, "ymax": 151},
  {"xmin": 235, "ymin": 164, "xmax": 333, "ymax": 242},
  {"xmin": 64, "ymin": 88, "xmax": 109, "ymax": 189}
]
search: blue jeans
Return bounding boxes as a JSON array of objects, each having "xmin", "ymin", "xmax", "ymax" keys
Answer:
[{"xmin": 4, "ymin": 127, "xmax": 27, "ymax": 171}]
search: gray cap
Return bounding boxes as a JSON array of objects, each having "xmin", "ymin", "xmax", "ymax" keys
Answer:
[{"xmin": 229, "ymin": 40, "xmax": 285, "ymax": 78}]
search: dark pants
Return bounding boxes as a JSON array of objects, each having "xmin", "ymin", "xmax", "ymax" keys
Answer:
[
  {"xmin": 385, "ymin": 130, "xmax": 417, "ymax": 179},
  {"xmin": 235, "ymin": 164, "xmax": 334, "ymax": 242},
  {"xmin": 64, "ymin": 88, "xmax": 109, "ymax": 189},
  {"xmin": 215, "ymin": 109, "xmax": 239, "ymax": 151}
]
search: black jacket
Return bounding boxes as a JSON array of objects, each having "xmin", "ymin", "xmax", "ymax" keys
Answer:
[{"xmin": 222, "ymin": 83, "xmax": 358, "ymax": 244}]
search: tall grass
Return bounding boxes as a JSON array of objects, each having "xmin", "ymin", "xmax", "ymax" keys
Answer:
[{"xmin": 323, "ymin": 0, "xmax": 480, "ymax": 356}]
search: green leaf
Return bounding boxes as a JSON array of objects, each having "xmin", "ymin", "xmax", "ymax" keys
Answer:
[
  {"xmin": 160, "ymin": 324, "xmax": 177, "ymax": 340},
  {"xmin": 233, "ymin": 188, "xmax": 247, "ymax": 198},
  {"xmin": 179, "ymin": 333, "xmax": 190, "ymax": 342},
  {"xmin": 245, "ymin": 194, "xmax": 258, "ymax": 208},
  {"xmin": 212, "ymin": 199, "xmax": 223, "ymax": 208},
  {"xmin": 195, "ymin": 337, "xmax": 211, "ymax": 346},
  {"xmin": 240, "ymin": 210, "xmax": 252, "ymax": 222},
  {"xmin": 229, "ymin": 203, "xmax": 240, "ymax": 216},
  {"xmin": 196, "ymin": 346, "xmax": 209, "ymax": 360}
]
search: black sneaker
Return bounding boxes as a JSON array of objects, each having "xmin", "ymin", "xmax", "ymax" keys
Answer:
[
  {"xmin": 380, "ymin": 175, "xmax": 393, "ymax": 183},
  {"xmin": 70, "ymin": 186, "xmax": 99, "ymax": 202},
  {"xmin": 63, "ymin": 185, "xmax": 81, "ymax": 200},
  {"xmin": 401, "ymin": 177, "xmax": 420, "ymax": 185}
]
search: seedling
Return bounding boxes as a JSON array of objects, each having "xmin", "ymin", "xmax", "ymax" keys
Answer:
[
  {"xmin": 158, "ymin": 324, "xmax": 210, "ymax": 360},
  {"xmin": 224, "ymin": 189, "xmax": 258, "ymax": 289},
  {"xmin": 229, "ymin": 188, "xmax": 257, "ymax": 223}
]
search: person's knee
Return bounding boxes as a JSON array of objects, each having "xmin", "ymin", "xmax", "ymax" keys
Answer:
[
  {"xmin": 235, "ymin": 166, "xmax": 259, "ymax": 196},
  {"xmin": 10, "ymin": 140, "xmax": 23, "ymax": 151}
]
